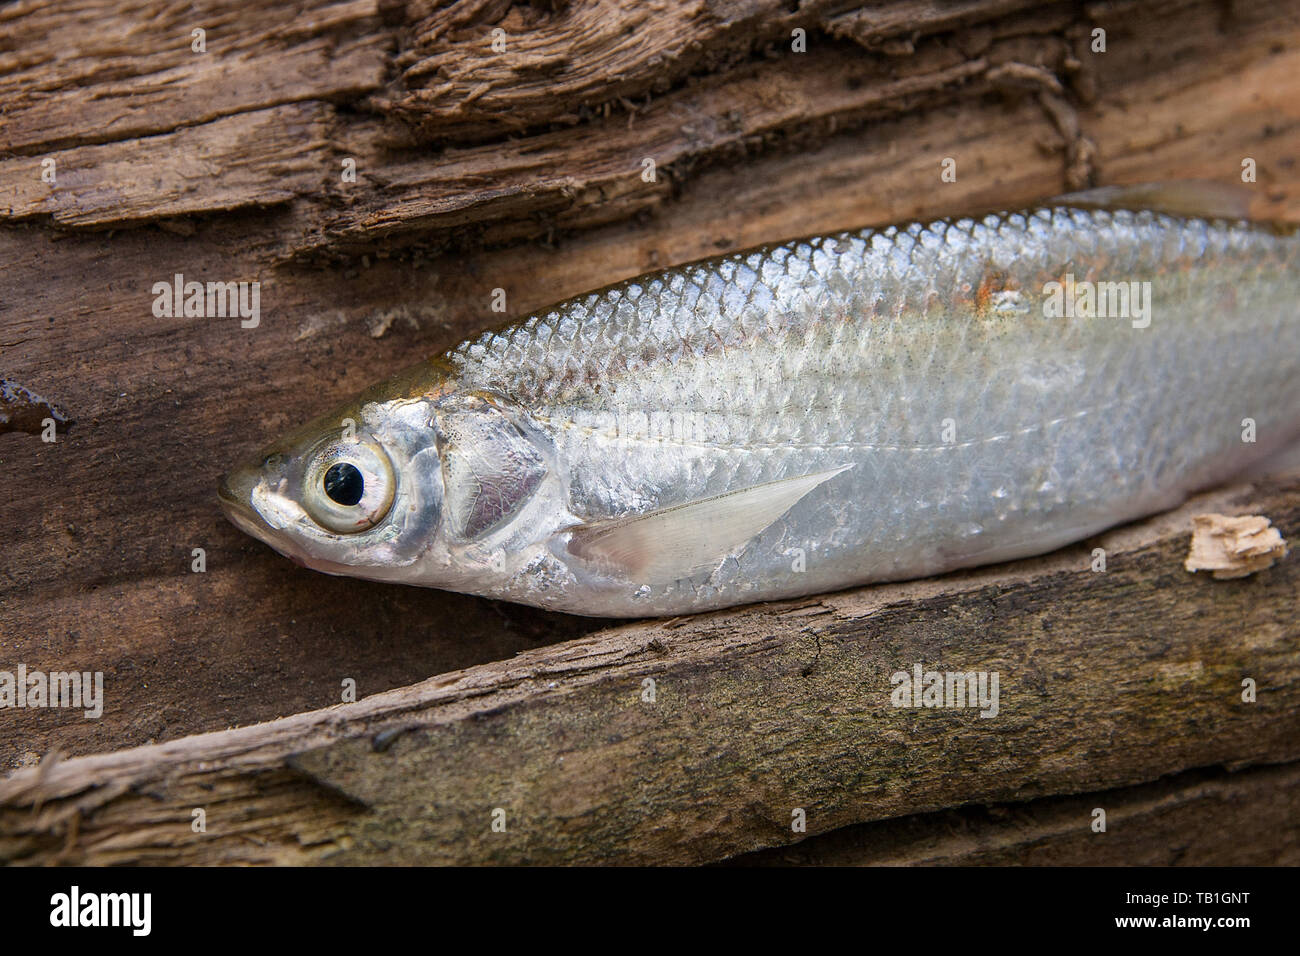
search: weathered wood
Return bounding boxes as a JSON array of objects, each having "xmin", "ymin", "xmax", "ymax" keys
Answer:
[
  {"xmin": 2, "ymin": 476, "xmax": 1298, "ymax": 864},
  {"xmin": 5, "ymin": 0, "xmax": 1297, "ymax": 260},
  {"xmin": 0, "ymin": 0, "xmax": 389, "ymax": 154},
  {"xmin": 2, "ymin": 0, "xmax": 1299, "ymax": 864},
  {"xmin": 0, "ymin": 105, "xmax": 333, "ymax": 227},
  {"xmin": 384, "ymin": 0, "xmax": 1053, "ymax": 141},
  {"xmin": 729, "ymin": 762, "xmax": 1300, "ymax": 866},
  {"xmin": 313, "ymin": 0, "xmax": 1300, "ymax": 259}
]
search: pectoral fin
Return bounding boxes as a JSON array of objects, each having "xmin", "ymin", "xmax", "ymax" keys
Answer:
[
  {"xmin": 567, "ymin": 464, "xmax": 852, "ymax": 585},
  {"xmin": 1053, "ymin": 180, "xmax": 1252, "ymax": 220}
]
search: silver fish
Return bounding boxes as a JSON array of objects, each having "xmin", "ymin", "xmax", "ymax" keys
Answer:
[{"xmin": 219, "ymin": 183, "xmax": 1300, "ymax": 617}]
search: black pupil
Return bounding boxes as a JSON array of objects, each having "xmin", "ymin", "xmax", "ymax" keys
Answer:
[{"xmin": 323, "ymin": 462, "xmax": 365, "ymax": 506}]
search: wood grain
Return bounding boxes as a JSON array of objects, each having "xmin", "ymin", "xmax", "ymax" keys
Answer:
[
  {"xmin": 384, "ymin": 0, "xmax": 1049, "ymax": 141},
  {"xmin": 729, "ymin": 762, "xmax": 1300, "ymax": 866},
  {"xmin": 0, "ymin": 105, "xmax": 332, "ymax": 226},
  {"xmin": 5, "ymin": 0, "xmax": 1296, "ymax": 259},
  {"xmin": 0, "ymin": 0, "xmax": 389, "ymax": 154}
]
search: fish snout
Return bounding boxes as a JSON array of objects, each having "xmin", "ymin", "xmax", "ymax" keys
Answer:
[{"xmin": 217, "ymin": 462, "xmax": 271, "ymax": 536}]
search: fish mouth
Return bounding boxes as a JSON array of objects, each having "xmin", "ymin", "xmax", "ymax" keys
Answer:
[
  {"xmin": 218, "ymin": 467, "xmax": 359, "ymax": 574},
  {"xmin": 216, "ymin": 471, "xmax": 242, "ymax": 508},
  {"xmin": 218, "ymin": 469, "xmax": 311, "ymax": 569},
  {"xmin": 218, "ymin": 466, "xmax": 275, "ymax": 540}
]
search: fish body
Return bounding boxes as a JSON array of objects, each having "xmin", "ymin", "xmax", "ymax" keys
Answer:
[{"xmin": 220, "ymin": 190, "xmax": 1300, "ymax": 616}]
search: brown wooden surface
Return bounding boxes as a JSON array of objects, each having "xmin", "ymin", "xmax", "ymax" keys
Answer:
[
  {"xmin": 728, "ymin": 762, "xmax": 1300, "ymax": 866},
  {"xmin": 1, "ymin": 0, "xmax": 1299, "ymax": 864}
]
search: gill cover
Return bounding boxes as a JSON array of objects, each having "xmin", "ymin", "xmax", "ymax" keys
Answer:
[{"xmin": 434, "ymin": 392, "xmax": 548, "ymax": 541}]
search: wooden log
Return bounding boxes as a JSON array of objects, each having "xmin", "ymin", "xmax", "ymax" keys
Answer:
[
  {"xmin": 0, "ymin": 0, "xmax": 389, "ymax": 153},
  {"xmin": 2, "ymin": 0, "xmax": 1299, "ymax": 864},
  {"xmin": 0, "ymin": 105, "xmax": 333, "ymax": 227},
  {"xmin": 383, "ymin": 0, "xmax": 1053, "ymax": 141},
  {"xmin": 729, "ymin": 762, "xmax": 1300, "ymax": 866},
  {"xmin": 2, "ymin": 475, "xmax": 1298, "ymax": 865},
  {"xmin": 5, "ymin": 0, "xmax": 1297, "ymax": 258}
]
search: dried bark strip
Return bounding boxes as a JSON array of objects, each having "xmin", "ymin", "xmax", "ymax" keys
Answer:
[
  {"xmin": 0, "ymin": 0, "xmax": 390, "ymax": 155},
  {"xmin": 0, "ymin": 105, "xmax": 332, "ymax": 227},
  {"xmin": 303, "ymin": 44, "xmax": 999, "ymax": 259},
  {"xmin": 301, "ymin": 0, "xmax": 1300, "ymax": 259},
  {"xmin": 384, "ymin": 0, "xmax": 1053, "ymax": 141}
]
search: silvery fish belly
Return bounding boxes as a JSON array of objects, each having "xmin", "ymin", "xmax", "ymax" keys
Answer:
[{"xmin": 219, "ymin": 187, "xmax": 1300, "ymax": 617}]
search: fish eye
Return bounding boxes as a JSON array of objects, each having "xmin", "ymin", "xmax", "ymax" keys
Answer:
[
  {"xmin": 324, "ymin": 462, "xmax": 365, "ymax": 506},
  {"xmin": 301, "ymin": 437, "xmax": 395, "ymax": 534}
]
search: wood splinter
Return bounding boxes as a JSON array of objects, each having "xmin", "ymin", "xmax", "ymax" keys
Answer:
[{"xmin": 1185, "ymin": 513, "xmax": 1289, "ymax": 579}]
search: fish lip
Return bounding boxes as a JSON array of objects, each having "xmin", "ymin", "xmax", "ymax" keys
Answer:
[
  {"xmin": 217, "ymin": 468, "xmax": 274, "ymax": 537},
  {"xmin": 216, "ymin": 472, "xmax": 240, "ymax": 507},
  {"xmin": 218, "ymin": 486, "xmax": 264, "ymax": 533}
]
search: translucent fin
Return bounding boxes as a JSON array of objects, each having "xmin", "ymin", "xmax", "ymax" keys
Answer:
[
  {"xmin": 1053, "ymin": 180, "xmax": 1253, "ymax": 220},
  {"xmin": 567, "ymin": 465, "xmax": 852, "ymax": 585}
]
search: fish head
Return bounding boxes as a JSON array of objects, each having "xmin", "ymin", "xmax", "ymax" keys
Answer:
[{"xmin": 218, "ymin": 361, "xmax": 573, "ymax": 595}]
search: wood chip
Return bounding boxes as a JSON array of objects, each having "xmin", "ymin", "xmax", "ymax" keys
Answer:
[{"xmin": 1185, "ymin": 513, "xmax": 1289, "ymax": 579}]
